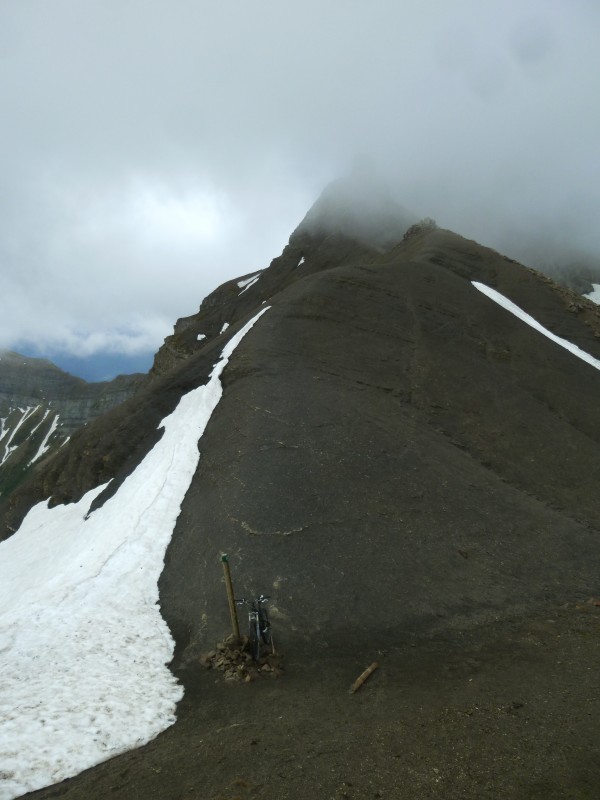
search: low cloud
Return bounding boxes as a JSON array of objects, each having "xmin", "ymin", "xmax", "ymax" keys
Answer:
[{"xmin": 1, "ymin": 0, "xmax": 599, "ymax": 369}]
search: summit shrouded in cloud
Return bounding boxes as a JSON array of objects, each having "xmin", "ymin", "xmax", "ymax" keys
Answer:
[
  {"xmin": 1, "ymin": 0, "xmax": 599, "ymax": 378},
  {"xmin": 296, "ymin": 158, "xmax": 416, "ymax": 248}
]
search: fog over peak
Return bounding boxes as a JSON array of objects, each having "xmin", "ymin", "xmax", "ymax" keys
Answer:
[
  {"xmin": 1, "ymin": 0, "xmax": 599, "ymax": 379},
  {"xmin": 294, "ymin": 160, "xmax": 416, "ymax": 249}
]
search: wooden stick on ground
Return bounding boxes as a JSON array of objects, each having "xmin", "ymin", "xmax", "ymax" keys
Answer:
[{"xmin": 349, "ymin": 661, "xmax": 379, "ymax": 694}]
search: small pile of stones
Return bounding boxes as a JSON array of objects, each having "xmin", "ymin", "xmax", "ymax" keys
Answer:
[{"xmin": 200, "ymin": 635, "xmax": 284, "ymax": 683}]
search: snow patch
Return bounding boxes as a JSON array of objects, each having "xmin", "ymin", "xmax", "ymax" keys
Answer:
[
  {"xmin": 29, "ymin": 408, "xmax": 51, "ymax": 438},
  {"xmin": 28, "ymin": 414, "xmax": 60, "ymax": 466},
  {"xmin": 238, "ymin": 274, "xmax": 260, "ymax": 295},
  {"xmin": 0, "ymin": 307, "xmax": 270, "ymax": 799},
  {"xmin": 472, "ymin": 282, "xmax": 600, "ymax": 372},
  {"xmin": 196, "ymin": 333, "xmax": 206, "ymax": 341},
  {"xmin": 583, "ymin": 283, "xmax": 600, "ymax": 304},
  {"xmin": 1, "ymin": 406, "xmax": 37, "ymax": 466},
  {"xmin": 220, "ymin": 322, "xmax": 229, "ymax": 334},
  {"xmin": 237, "ymin": 273, "xmax": 260, "ymax": 289}
]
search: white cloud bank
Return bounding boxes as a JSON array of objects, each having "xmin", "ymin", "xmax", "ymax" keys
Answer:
[{"xmin": 0, "ymin": 0, "xmax": 599, "ymax": 364}]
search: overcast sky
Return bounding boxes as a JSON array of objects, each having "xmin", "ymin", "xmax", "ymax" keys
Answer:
[{"xmin": 1, "ymin": 0, "xmax": 599, "ymax": 379}]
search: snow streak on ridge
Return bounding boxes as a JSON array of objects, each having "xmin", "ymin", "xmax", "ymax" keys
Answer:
[
  {"xmin": 0, "ymin": 307, "xmax": 270, "ymax": 800},
  {"xmin": 472, "ymin": 282, "xmax": 600, "ymax": 372},
  {"xmin": 28, "ymin": 413, "xmax": 60, "ymax": 466},
  {"xmin": 0, "ymin": 406, "xmax": 38, "ymax": 466},
  {"xmin": 238, "ymin": 274, "xmax": 260, "ymax": 295}
]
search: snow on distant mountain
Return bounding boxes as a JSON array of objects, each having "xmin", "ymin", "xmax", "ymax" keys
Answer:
[{"xmin": 0, "ymin": 352, "xmax": 144, "ymax": 501}]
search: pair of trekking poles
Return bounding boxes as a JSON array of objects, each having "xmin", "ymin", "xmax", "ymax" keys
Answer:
[
  {"xmin": 235, "ymin": 594, "xmax": 272, "ymax": 662},
  {"xmin": 221, "ymin": 554, "xmax": 272, "ymax": 661}
]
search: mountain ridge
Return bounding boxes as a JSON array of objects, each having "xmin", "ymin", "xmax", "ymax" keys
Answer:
[
  {"xmin": 0, "ymin": 351, "xmax": 144, "ymax": 502},
  {"xmin": 3, "ymin": 183, "xmax": 600, "ymax": 799},
  {"xmin": 3, "ymin": 223, "xmax": 600, "ymax": 545}
]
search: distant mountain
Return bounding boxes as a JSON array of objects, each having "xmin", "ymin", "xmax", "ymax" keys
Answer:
[
  {"xmin": 2, "ymin": 173, "xmax": 600, "ymax": 799},
  {"xmin": 0, "ymin": 351, "xmax": 144, "ymax": 502}
]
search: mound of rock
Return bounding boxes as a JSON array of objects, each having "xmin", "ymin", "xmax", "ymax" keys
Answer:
[
  {"xmin": 199, "ymin": 636, "xmax": 284, "ymax": 683},
  {"xmin": 402, "ymin": 217, "xmax": 437, "ymax": 240}
]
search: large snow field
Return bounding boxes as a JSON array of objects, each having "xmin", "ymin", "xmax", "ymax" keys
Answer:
[
  {"xmin": 472, "ymin": 282, "xmax": 600, "ymax": 372},
  {"xmin": 0, "ymin": 308, "xmax": 269, "ymax": 800}
]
